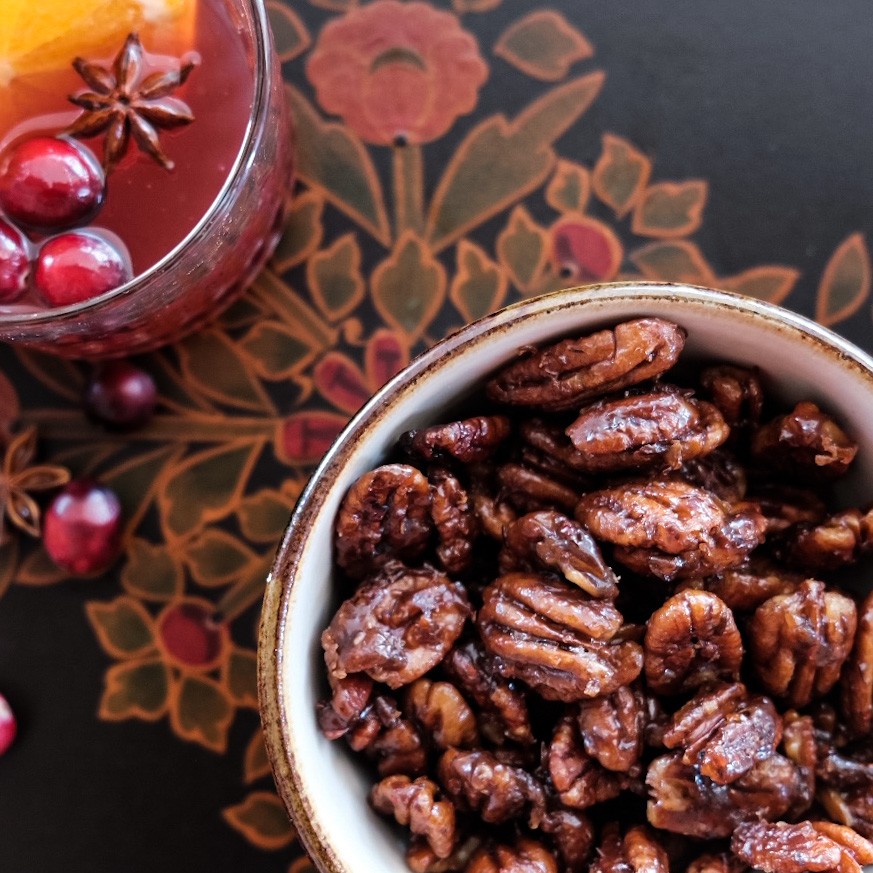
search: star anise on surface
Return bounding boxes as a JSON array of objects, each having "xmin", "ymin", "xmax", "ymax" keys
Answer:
[
  {"xmin": 0, "ymin": 429, "xmax": 70, "ymax": 543},
  {"xmin": 67, "ymin": 32, "xmax": 196, "ymax": 173}
]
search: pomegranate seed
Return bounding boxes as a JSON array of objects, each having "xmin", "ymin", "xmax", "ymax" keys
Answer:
[
  {"xmin": 43, "ymin": 479, "xmax": 123, "ymax": 576},
  {"xmin": 84, "ymin": 361, "xmax": 157, "ymax": 430},
  {"xmin": 0, "ymin": 217, "xmax": 29, "ymax": 303},
  {"xmin": 0, "ymin": 693, "xmax": 16, "ymax": 756},
  {"xmin": 0, "ymin": 137, "xmax": 104, "ymax": 231},
  {"xmin": 34, "ymin": 231, "xmax": 131, "ymax": 307}
]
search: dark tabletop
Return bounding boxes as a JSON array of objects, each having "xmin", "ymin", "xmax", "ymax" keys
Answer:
[{"xmin": 1, "ymin": 1, "xmax": 872, "ymax": 871}]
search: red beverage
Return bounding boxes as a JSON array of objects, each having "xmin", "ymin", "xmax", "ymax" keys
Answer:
[{"xmin": 0, "ymin": 0, "xmax": 292, "ymax": 356}]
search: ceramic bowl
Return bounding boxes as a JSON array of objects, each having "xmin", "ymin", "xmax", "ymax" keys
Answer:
[{"xmin": 258, "ymin": 282, "xmax": 873, "ymax": 873}]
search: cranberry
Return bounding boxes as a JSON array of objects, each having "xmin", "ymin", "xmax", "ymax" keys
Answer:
[
  {"xmin": 0, "ymin": 217, "xmax": 29, "ymax": 303},
  {"xmin": 0, "ymin": 693, "xmax": 16, "ymax": 756},
  {"xmin": 158, "ymin": 602, "xmax": 227, "ymax": 669},
  {"xmin": 84, "ymin": 361, "xmax": 157, "ymax": 430},
  {"xmin": 0, "ymin": 137, "xmax": 104, "ymax": 231},
  {"xmin": 43, "ymin": 479, "xmax": 123, "ymax": 576},
  {"xmin": 34, "ymin": 232, "xmax": 131, "ymax": 307}
]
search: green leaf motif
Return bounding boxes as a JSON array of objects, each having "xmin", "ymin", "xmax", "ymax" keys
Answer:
[
  {"xmin": 224, "ymin": 648, "xmax": 258, "ymax": 708},
  {"xmin": 592, "ymin": 133, "xmax": 652, "ymax": 218},
  {"xmin": 172, "ymin": 675, "xmax": 235, "ymax": 754},
  {"xmin": 15, "ymin": 544, "xmax": 66, "ymax": 587},
  {"xmin": 244, "ymin": 730, "xmax": 272, "ymax": 783},
  {"xmin": 427, "ymin": 72, "xmax": 604, "ymax": 252},
  {"xmin": 720, "ymin": 266, "xmax": 800, "ymax": 306},
  {"xmin": 185, "ymin": 530, "xmax": 256, "ymax": 587},
  {"xmin": 497, "ymin": 205, "xmax": 549, "ymax": 293},
  {"xmin": 240, "ymin": 322, "xmax": 318, "ymax": 382},
  {"xmin": 450, "ymin": 240, "xmax": 508, "ymax": 323},
  {"xmin": 286, "ymin": 85, "xmax": 390, "ymax": 245},
  {"xmin": 271, "ymin": 191, "xmax": 324, "ymax": 273},
  {"xmin": 223, "ymin": 791, "xmax": 296, "ymax": 850},
  {"xmin": 631, "ymin": 180, "xmax": 708, "ymax": 238},
  {"xmin": 266, "ymin": 2, "xmax": 311, "ymax": 62},
  {"xmin": 86, "ymin": 596, "xmax": 156, "ymax": 659},
  {"xmin": 122, "ymin": 539, "xmax": 184, "ymax": 602},
  {"xmin": 495, "ymin": 10, "xmax": 593, "ymax": 81},
  {"xmin": 631, "ymin": 240, "xmax": 715, "ymax": 286},
  {"xmin": 100, "ymin": 659, "xmax": 170, "ymax": 722},
  {"xmin": 816, "ymin": 232, "xmax": 871, "ymax": 327},
  {"xmin": 308, "ymin": 234, "xmax": 366, "ymax": 322},
  {"xmin": 545, "ymin": 160, "xmax": 590, "ymax": 213},
  {"xmin": 372, "ymin": 233, "xmax": 446, "ymax": 341},
  {"xmin": 237, "ymin": 489, "xmax": 296, "ymax": 543}
]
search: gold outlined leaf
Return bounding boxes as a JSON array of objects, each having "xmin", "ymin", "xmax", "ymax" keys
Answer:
[
  {"xmin": 15, "ymin": 544, "xmax": 66, "ymax": 587},
  {"xmin": 427, "ymin": 73, "xmax": 604, "ymax": 251},
  {"xmin": 630, "ymin": 240, "xmax": 715, "ymax": 286},
  {"xmin": 365, "ymin": 329, "xmax": 410, "ymax": 392},
  {"xmin": 276, "ymin": 412, "xmax": 348, "ymax": 466},
  {"xmin": 86, "ymin": 596, "xmax": 157, "ymax": 660},
  {"xmin": 271, "ymin": 191, "xmax": 324, "ymax": 273},
  {"xmin": 632, "ymin": 180, "xmax": 708, "ymax": 238},
  {"xmin": 160, "ymin": 441, "xmax": 263, "ymax": 539},
  {"xmin": 816, "ymin": 233, "xmax": 871, "ymax": 326},
  {"xmin": 372, "ymin": 233, "xmax": 446, "ymax": 341},
  {"xmin": 0, "ymin": 538, "xmax": 18, "ymax": 601},
  {"xmin": 266, "ymin": 2, "xmax": 311, "ymax": 62},
  {"xmin": 307, "ymin": 234, "xmax": 366, "ymax": 323},
  {"xmin": 495, "ymin": 11, "xmax": 593, "ymax": 81},
  {"xmin": 545, "ymin": 160, "xmax": 591, "ymax": 214},
  {"xmin": 237, "ymin": 489, "xmax": 296, "ymax": 543},
  {"xmin": 99, "ymin": 658, "xmax": 170, "ymax": 722},
  {"xmin": 244, "ymin": 730, "xmax": 272, "ymax": 784},
  {"xmin": 286, "ymin": 85, "xmax": 390, "ymax": 245},
  {"xmin": 450, "ymin": 240, "xmax": 508, "ymax": 323},
  {"xmin": 222, "ymin": 791, "xmax": 296, "ymax": 850},
  {"xmin": 720, "ymin": 266, "xmax": 800, "ymax": 305},
  {"xmin": 592, "ymin": 133, "xmax": 652, "ymax": 218},
  {"xmin": 122, "ymin": 539, "xmax": 184, "ymax": 602},
  {"xmin": 0, "ymin": 371, "xmax": 19, "ymax": 433},
  {"xmin": 185, "ymin": 530, "xmax": 257, "ymax": 587},
  {"xmin": 240, "ymin": 322, "xmax": 320, "ymax": 382},
  {"xmin": 14, "ymin": 350, "xmax": 84, "ymax": 403},
  {"xmin": 496, "ymin": 205, "xmax": 549, "ymax": 293},
  {"xmin": 170, "ymin": 674, "xmax": 234, "ymax": 753},
  {"xmin": 223, "ymin": 647, "xmax": 258, "ymax": 709}
]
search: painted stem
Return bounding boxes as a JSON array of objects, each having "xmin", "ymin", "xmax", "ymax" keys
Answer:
[{"xmin": 393, "ymin": 142, "xmax": 425, "ymax": 237}]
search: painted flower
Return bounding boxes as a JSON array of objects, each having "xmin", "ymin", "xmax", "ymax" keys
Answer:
[
  {"xmin": 86, "ymin": 594, "xmax": 257, "ymax": 753},
  {"xmin": 551, "ymin": 214, "xmax": 623, "ymax": 283},
  {"xmin": 306, "ymin": 0, "xmax": 488, "ymax": 145}
]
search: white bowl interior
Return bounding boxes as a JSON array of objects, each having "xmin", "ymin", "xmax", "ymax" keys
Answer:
[{"xmin": 267, "ymin": 285, "xmax": 873, "ymax": 873}]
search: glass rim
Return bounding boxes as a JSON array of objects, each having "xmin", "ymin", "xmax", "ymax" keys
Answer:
[{"xmin": 0, "ymin": 0, "xmax": 274, "ymax": 327}]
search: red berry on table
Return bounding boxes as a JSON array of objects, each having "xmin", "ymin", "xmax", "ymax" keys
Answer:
[
  {"xmin": 84, "ymin": 361, "xmax": 157, "ymax": 430},
  {"xmin": 0, "ymin": 137, "xmax": 104, "ymax": 231},
  {"xmin": 0, "ymin": 217, "xmax": 29, "ymax": 303},
  {"xmin": 43, "ymin": 479, "xmax": 123, "ymax": 576},
  {"xmin": 0, "ymin": 693, "xmax": 16, "ymax": 756},
  {"xmin": 34, "ymin": 231, "xmax": 131, "ymax": 307}
]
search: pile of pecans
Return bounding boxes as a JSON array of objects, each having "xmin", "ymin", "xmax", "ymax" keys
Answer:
[{"xmin": 316, "ymin": 317, "xmax": 873, "ymax": 873}]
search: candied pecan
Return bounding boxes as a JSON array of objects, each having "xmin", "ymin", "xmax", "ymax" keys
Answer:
[
  {"xmin": 577, "ymin": 480, "xmax": 766, "ymax": 581},
  {"xmin": 469, "ymin": 467, "xmax": 517, "ymax": 540},
  {"xmin": 370, "ymin": 775, "xmax": 457, "ymax": 859},
  {"xmin": 485, "ymin": 318, "xmax": 685, "ymax": 411},
  {"xmin": 747, "ymin": 484, "xmax": 827, "ymax": 535},
  {"xmin": 644, "ymin": 591, "xmax": 743, "ymax": 695},
  {"xmin": 335, "ymin": 464, "xmax": 432, "ymax": 577},
  {"xmin": 841, "ymin": 591, "xmax": 873, "ymax": 737},
  {"xmin": 477, "ymin": 574, "xmax": 643, "ymax": 701},
  {"xmin": 500, "ymin": 511, "xmax": 619, "ymax": 599},
  {"xmin": 322, "ymin": 561, "xmax": 470, "ymax": 689},
  {"xmin": 688, "ymin": 558, "xmax": 803, "ymax": 612},
  {"xmin": 589, "ymin": 823, "xmax": 670, "ymax": 873},
  {"xmin": 442, "ymin": 641, "xmax": 534, "ymax": 746},
  {"xmin": 407, "ymin": 835, "xmax": 483, "ymax": 873},
  {"xmin": 405, "ymin": 679, "xmax": 479, "ymax": 750},
  {"xmin": 676, "ymin": 449, "xmax": 747, "ymax": 502},
  {"xmin": 565, "ymin": 388, "xmax": 728, "ymax": 473},
  {"xmin": 662, "ymin": 683, "xmax": 781, "ymax": 784},
  {"xmin": 316, "ymin": 673, "xmax": 373, "ymax": 740},
  {"xmin": 465, "ymin": 838, "xmax": 558, "ymax": 873},
  {"xmin": 520, "ymin": 419, "xmax": 595, "ymax": 472},
  {"xmin": 575, "ymin": 684, "xmax": 645, "ymax": 773},
  {"xmin": 349, "ymin": 696, "xmax": 428, "ymax": 776},
  {"xmin": 699, "ymin": 364, "xmax": 764, "ymax": 434},
  {"xmin": 539, "ymin": 808, "xmax": 594, "ymax": 871},
  {"xmin": 498, "ymin": 463, "xmax": 579, "ymax": 514},
  {"xmin": 751, "ymin": 401, "xmax": 858, "ymax": 479},
  {"xmin": 686, "ymin": 853, "xmax": 749, "ymax": 873},
  {"xmin": 781, "ymin": 711, "xmax": 815, "ymax": 818},
  {"xmin": 817, "ymin": 745, "xmax": 873, "ymax": 838},
  {"xmin": 780, "ymin": 507, "xmax": 873, "ymax": 573},
  {"xmin": 430, "ymin": 468, "xmax": 477, "ymax": 575},
  {"xmin": 749, "ymin": 579, "xmax": 857, "ymax": 707},
  {"xmin": 545, "ymin": 714, "xmax": 634, "ymax": 810},
  {"xmin": 731, "ymin": 820, "xmax": 873, "ymax": 873},
  {"xmin": 437, "ymin": 748, "xmax": 545, "ymax": 827},
  {"xmin": 401, "ymin": 416, "xmax": 512, "ymax": 463},
  {"xmin": 646, "ymin": 752, "xmax": 804, "ymax": 838}
]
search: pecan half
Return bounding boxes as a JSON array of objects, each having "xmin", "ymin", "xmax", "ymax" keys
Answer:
[
  {"xmin": 405, "ymin": 679, "xmax": 479, "ymax": 750},
  {"xmin": 689, "ymin": 558, "xmax": 803, "ymax": 612},
  {"xmin": 779, "ymin": 507, "xmax": 873, "ymax": 573},
  {"xmin": 841, "ymin": 591, "xmax": 873, "ymax": 737},
  {"xmin": 429, "ymin": 467, "xmax": 477, "ymax": 575},
  {"xmin": 575, "ymin": 684, "xmax": 646, "ymax": 773},
  {"xmin": 539, "ymin": 808, "xmax": 594, "ymax": 871},
  {"xmin": 485, "ymin": 318, "xmax": 685, "ymax": 411},
  {"xmin": 749, "ymin": 579, "xmax": 857, "ymax": 707},
  {"xmin": 322, "ymin": 561, "xmax": 470, "ymax": 689},
  {"xmin": 401, "ymin": 416, "xmax": 512, "ymax": 463},
  {"xmin": 316, "ymin": 673, "xmax": 374, "ymax": 740},
  {"xmin": 477, "ymin": 574, "xmax": 642, "ymax": 700},
  {"xmin": 407, "ymin": 835, "xmax": 482, "ymax": 873},
  {"xmin": 686, "ymin": 853, "xmax": 750, "ymax": 873},
  {"xmin": 676, "ymin": 449, "xmax": 747, "ymax": 503},
  {"xmin": 348, "ymin": 696, "xmax": 427, "ymax": 776},
  {"xmin": 699, "ymin": 364, "xmax": 764, "ymax": 434},
  {"xmin": 498, "ymin": 463, "xmax": 579, "ymax": 514},
  {"xmin": 589, "ymin": 823, "xmax": 670, "ymax": 873},
  {"xmin": 465, "ymin": 838, "xmax": 558, "ymax": 873}
]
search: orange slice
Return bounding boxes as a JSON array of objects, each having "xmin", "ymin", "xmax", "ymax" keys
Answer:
[{"xmin": 0, "ymin": 0, "xmax": 197, "ymax": 85}]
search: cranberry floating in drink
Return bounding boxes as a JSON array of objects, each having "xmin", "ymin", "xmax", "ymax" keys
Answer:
[{"xmin": 0, "ymin": 0, "xmax": 292, "ymax": 357}]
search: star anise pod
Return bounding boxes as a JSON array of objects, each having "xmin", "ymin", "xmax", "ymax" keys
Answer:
[
  {"xmin": 67, "ymin": 32, "xmax": 196, "ymax": 173},
  {"xmin": 0, "ymin": 429, "xmax": 70, "ymax": 543}
]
